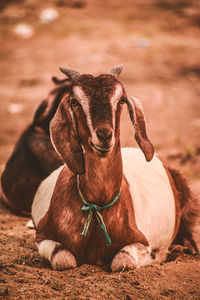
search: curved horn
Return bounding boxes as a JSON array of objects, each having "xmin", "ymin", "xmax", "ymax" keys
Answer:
[
  {"xmin": 59, "ymin": 67, "xmax": 81, "ymax": 80},
  {"xmin": 109, "ymin": 65, "xmax": 123, "ymax": 78}
]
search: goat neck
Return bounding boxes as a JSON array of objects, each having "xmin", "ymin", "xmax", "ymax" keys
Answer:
[{"xmin": 79, "ymin": 142, "xmax": 122, "ymax": 206}]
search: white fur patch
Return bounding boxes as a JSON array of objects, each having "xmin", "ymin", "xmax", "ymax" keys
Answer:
[
  {"xmin": 111, "ymin": 243, "xmax": 153, "ymax": 271},
  {"xmin": 32, "ymin": 165, "xmax": 64, "ymax": 227},
  {"xmin": 51, "ymin": 248, "xmax": 77, "ymax": 270},
  {"xmin": 37, "ymin": 239, "xmax": 61, "ymax": 260},
  {"xmin": 37, "ymin": 240, "xmax": 77, "ymax": 270},
  {"xmin": 26, "ymin": 219, "xmax": 34, "ymax": 229},
  {"xmin": 111, "ymin": 248, "xmax": 137, "ymax": 272},
  {"xmin": 110, "ymin": 84, "xmax": 123, "ymax": 128},
  {"xmin": 73, "ymin": 86, "xmax": 93, "ymax": 133},
  {"xmin": 73, "ymin": 84, "xmax": 123, "ymax": 142},
  {"xmin": 122, "ymin": 148, "xmax": 175, "ymax": 252}
]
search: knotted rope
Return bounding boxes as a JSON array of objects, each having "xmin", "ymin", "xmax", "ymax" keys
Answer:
[{"xmin": 77, "ymin": 175, "xmax": 120, "ymax": 246}]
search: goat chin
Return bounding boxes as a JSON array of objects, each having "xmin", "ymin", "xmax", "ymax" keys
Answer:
[{"xmin": 90, "ymin": 140, "xmax": 113, "ymax": 157}]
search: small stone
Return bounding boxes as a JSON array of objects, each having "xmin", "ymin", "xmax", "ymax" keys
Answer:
[
  {"xmin": 40, "ymin": 8, "xmax": 59, "ymax": 23},
  {"xmin": 160, "ymin": 289, "xmax": 175, "ymax": 296},
  {"xmin": 14, "ymin": 24, "xmax": 34, "ymax": 38},
  {"xmin": 7, "ymin": 103, "xmax": 24, "ymax": 114},
  {"xmin": 135, "ymin": 39, "xmax": 150, "ymax": 48},
  {"xmin": 80, "ymin": 272, "xmax": 87, "ymax": 276},
  {"xmin": 132, "ymin": 280, "xmax": 140, "ymax": 286},
  {"xmin": 160, "ymin": 290, "xmax": 169, "ymax": 296},
  {"xmin": 26, "ymin": 220, "xmax": 34, "ymax": 229}
]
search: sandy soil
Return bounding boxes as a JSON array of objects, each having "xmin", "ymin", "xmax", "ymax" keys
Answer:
[{"xmin": 0, "ymin": 0, "xmax": 200, "ymax": 299}]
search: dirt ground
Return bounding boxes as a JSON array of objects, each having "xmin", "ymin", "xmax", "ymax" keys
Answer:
[{"xmin": 0, "ymin": 0, "xmax": 200, "ymax": 299}]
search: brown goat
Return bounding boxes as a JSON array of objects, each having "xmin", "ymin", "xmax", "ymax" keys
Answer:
[
  {"xmin": 0, "ymin": 77, "xmax": 72, "ymax": 215},
  {"xmin": 32, "ymin": 66, "xmax": 200, "ymax": 271}
]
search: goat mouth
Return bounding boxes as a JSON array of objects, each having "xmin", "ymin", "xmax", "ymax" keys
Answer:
[{"xmin": 91, "ymin": 141, "xmax": 112, "ymax": 156}]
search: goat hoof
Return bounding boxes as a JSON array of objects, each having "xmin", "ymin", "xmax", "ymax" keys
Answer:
[
  {"xmin": 51, "ymin": 246, "xmax": 77, "ymax": 271},
  {"xmin": 111, "ymin": 250, "xmax": 137, "ymax": 272}
]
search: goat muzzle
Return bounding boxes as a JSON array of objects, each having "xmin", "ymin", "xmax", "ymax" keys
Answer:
[
  {"xmin": 96, "ymin": 127, "xmax": 113, "ymax": 143},
  {"xmin": 90, "ymin": 126, "xmax": 114, "ymax": 157}
]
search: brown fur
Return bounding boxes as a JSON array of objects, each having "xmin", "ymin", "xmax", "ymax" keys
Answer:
[
  {"xmin": 36, "ymin": 165, "xmax": 149, "ymax": 266},
  {"xmin": 168, "ymin": 167, "xmax": 200, "ymax": 253},
  {"xmin": 77, "ymin": 74, "xmax": 121, "ymax": 128},
  {"xmin": 164, "ymin": 166, "xmax": 182, "ymax": 243}
]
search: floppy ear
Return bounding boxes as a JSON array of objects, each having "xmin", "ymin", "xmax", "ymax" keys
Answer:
[
  {"xmin": 50, "ymin": 97, "xmax": 85, "ymax": 174},
  {"xmin": 33, "ymin": 85, "xmax": 71, "ymax": 127},
  {"xmin": 33, "ymin": 100, "xmax": 49, "ymax": 124},
  {"xmin": 126, "ymin": 96, "xmax": 154, "ymax": 162},
  {"xmin": 51, "ymin": 76, "xmax": 71, "ymax": 85}
]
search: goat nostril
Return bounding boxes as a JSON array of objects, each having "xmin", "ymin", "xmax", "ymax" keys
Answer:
[{"xmin": 96, "ymin": 129, "xmax": 113, "ymax": 142}]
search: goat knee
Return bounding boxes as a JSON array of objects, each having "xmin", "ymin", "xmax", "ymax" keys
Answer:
[
  {"xmin": 51, "ymin": 246, "xmax": 77, "ymax": 271},
  {"xmin": 37, "ymin": 240, "xmax": 77, "ymax": 271},
  {"xmin": 111, "ymin": 250, "xmax": 137, "ymax": 272},
  {"xmin": 111, "ymin": 243, "xmax": 153, "ymax": 272}
]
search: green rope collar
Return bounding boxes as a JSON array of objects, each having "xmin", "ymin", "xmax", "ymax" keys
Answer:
[{"xmin": 77, "ymin": 175, "xmax": 120, "ymax": 246}]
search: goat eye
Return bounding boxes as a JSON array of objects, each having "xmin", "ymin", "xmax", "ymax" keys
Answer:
[{"xmin": 119, "ymin": 97, "xmax": 126, "ymax": 104}]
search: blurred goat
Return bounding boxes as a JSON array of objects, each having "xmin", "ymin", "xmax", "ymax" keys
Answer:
[
  {"xmin": 32, "ymin": 66, "xmax": 200, "ymax": 271},
  {"xmin": 0, "ymin": 77, "xmax": 72, "ymax": 215}
]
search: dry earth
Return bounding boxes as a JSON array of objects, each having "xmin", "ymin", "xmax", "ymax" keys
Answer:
[{"xmin": 0, "ymin": 0, "xmax": 200, "ymax": 299}]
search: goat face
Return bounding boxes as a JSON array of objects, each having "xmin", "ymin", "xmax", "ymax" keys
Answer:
[
  {"xmin": 50, "ymin": 66, "xmax": 154, "ymax": 174},
  {"xmin": 71, "ymin": 74, "xmax": 125, "ymax": 158}
]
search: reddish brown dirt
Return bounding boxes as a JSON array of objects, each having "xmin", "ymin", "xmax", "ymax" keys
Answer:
[{"xmin": 0, "ymin": 0, "xmax": 200, "ymax": 299}]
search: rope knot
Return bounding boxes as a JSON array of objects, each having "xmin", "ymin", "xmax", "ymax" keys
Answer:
[{"xmin": 77, "ymin": 175, "xmax": 120, "ymax": 246}]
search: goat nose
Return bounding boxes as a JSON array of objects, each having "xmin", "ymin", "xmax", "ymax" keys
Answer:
[{"xmin": 96, "ymin": 127, "xmax": 113, "ymax": 142}]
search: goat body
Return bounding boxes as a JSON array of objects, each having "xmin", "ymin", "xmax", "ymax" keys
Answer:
[
  {"xmin": 0, "ymin": 77, "xmax": 71, "ymax": 215},
  {"xmin": 32, "ymin": 67, "xmax": 200, "ymax": 271}
]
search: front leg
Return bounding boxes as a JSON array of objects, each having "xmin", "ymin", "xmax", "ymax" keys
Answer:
[
  {"xmin": 37, "ymin": 240, "xmax": 77, "ymax": 271},
  {"xmin": 111, "ymin": 243, "xmax": 155, "ymax": 272}
]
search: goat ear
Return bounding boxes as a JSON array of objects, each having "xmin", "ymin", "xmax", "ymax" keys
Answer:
[
  {"xmin": 52, "ymin": 76, "xmax": 71, "ymax": 85},
  {"xmin": 33, "ymin": 100, "xmax": 48, "ymax": 124},
  {"xmin": 50, "ymin": 98, "xmax": 85, "ymax": 174},
  {"xmin": 33, "ymin": 86, "xmax": 71, "ymax": 126},
  {"xmin": 126, "ymin": 96, "xmax": 154, "ymax": 162}
]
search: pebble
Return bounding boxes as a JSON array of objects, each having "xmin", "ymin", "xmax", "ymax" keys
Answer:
[
  {"xmin": 26, "ymin": 220, "xmax": 34, "ymax": 229},
  {"xmin": 7, "ymin": 103, "xmax": 24, "ymax": 114},
  {"xmin": 40, "ymin": 8, "xmax": 59, "ymax": 23},
  {"xmin": 135, "ymin": 38, "xmax": 150, "ymax": 48},
  {"xmin": 14, "ymin": 24, "xmax": 34, "ymax": 38}
]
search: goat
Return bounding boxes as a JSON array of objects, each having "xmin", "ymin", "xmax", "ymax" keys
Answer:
[
  {"xmin": 31, "ymin": 66, "xmax": 200, "ymax": 271},
  {"xmin": 0, "ymin": 77, "xmax": 72, "ymax": 216}
]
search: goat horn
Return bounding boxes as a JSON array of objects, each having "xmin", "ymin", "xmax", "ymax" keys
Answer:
[
  {"xmin": 109, "ymin": 65, "xmax": 123, "ymax": 78},
  {"xmin": 59, "ymin": 67, "xmax": 81, "ymax": 80}
]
